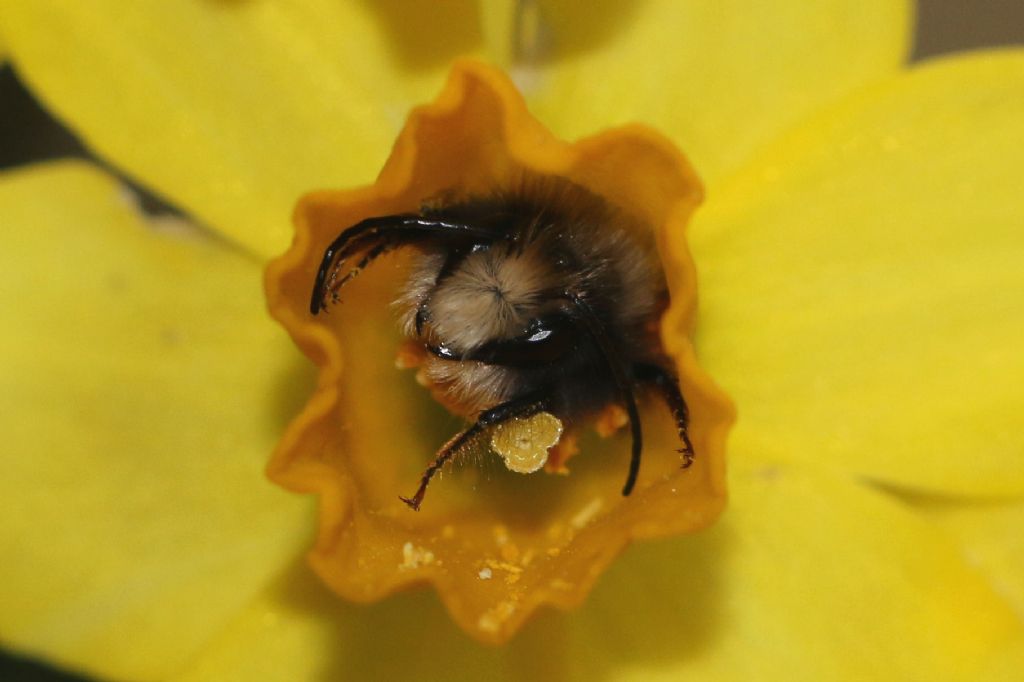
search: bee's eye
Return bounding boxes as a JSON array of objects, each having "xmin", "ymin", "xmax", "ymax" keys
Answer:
[{"xmin": 451, "ymin": 315, "xmax": 577, "ymax": 368}]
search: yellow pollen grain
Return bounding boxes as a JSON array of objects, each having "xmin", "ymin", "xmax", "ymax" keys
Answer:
[
  {"xmin": 478, "ymin": 600, "xmax": 518, "ymax": 634},
  {"xmin": 500, "ymin": 543, "xmax": 521, "ymax": 563},
  {"xmin": 593, "ymin": 403, "xmax": 628, "ymax": 438},
  {"xmin": 399, "ymin": 542, "xmax": 436, "ymax": 571},
  {"xmin": 484, "ymin": 558, "xmax": 525, "ymax": 588},
  {"xmin": 492, "ymin": 524, "xmax": 510, "ymax": 546},
  {"xmin": 491, "ymin": 412, "xmax": 563, "ymax": 473},
  {"xmin": 571, "ymin": 497, "xmax": 604, "ymax": 530},
  {"xmin": 485, "ymin": 559, "xmax": 524, "ymax": 574},
  {"xmin": 394, "ymin": 343, "xmax": 423, "ymax": 369}
]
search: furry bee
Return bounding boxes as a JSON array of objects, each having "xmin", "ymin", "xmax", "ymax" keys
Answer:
[{"xmin": 311, "ymin": 177, "xmax": 693, "ymax": 510}]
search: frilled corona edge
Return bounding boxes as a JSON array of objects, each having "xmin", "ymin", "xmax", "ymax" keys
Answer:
[{"xmin": 263, "ymin": 59, "xmax": 735, "ymax": 644}]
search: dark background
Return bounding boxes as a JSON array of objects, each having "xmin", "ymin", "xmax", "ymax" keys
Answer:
[{"xmin": 2, "ymin": 0, "xmax": 1022, "ymax": 679}]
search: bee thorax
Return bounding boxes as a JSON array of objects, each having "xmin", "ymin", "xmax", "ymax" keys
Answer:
[{"xmin": 418, "ymin": 246, "xmax": 554, "ymax": 353}]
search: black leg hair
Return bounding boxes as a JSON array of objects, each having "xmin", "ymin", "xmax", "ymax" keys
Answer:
[
  {"xmin": 399, "ymin": 391, "xmax": 551, "ymax": 511},
  {"xmin": 634, "ymin": 362, "xmax": 695, "ymax": 469},
  {"xmin": 311, "ymin": 215, "xmax": 499, "ymax": 314},
  {"xmin": 562, "ymin": 293, "xmax": 644, "ymax": 497}
]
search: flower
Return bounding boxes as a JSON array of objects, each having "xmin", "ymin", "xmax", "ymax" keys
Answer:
[
  {"xmin": 265, "ymin": 60, "xmax": 734, "ymax": 642},
  {"xmin": 1, "ymin": 1, "xmax": 1023, "ymax": 681}
]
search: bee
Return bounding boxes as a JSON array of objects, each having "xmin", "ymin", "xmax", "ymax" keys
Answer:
[{"xmin": 311, "ymin": 176, "xmax": 694, "ymax": 510}]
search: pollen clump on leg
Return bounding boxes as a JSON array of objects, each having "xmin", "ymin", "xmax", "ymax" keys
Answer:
[
  {"xmin": 264, "ymin": 59, "xmax": 734, "ymax": 644},
  {"xmin": 491, "ymin": 412, "xmax": 563, "ymax": 474}
]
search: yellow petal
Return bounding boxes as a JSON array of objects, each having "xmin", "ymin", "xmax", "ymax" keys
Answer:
[
  {"xmin": 980, "ymin": 638, "xmax": 1024, "ymax": 682},
  {"xmin": 575, "ymin": 459, "xmax": 1020, "ymax": 681},
  {"xmin": 918, "ymin": 499, "xmax": 1024, "ymax": 620},
  {"xmin": 173, "ymin": 566, "xmax": 507, "ymax": 682},
  {"xmin": 173, "ymin": 460, "xmax": 1020, "ymax": 681},
  {"xmin": 0, "ymin": 1, "xmax": 487, "ymax": 257},
  {"xmin": 693, "ymin": 50, "xmax": 1024, "ymax": 496},
  {"xmin": 518, "ymin": 0, "xmax": 912, "ymax": 186},
  {"xmin": 0, "ymin": 161, "xmax": 311, "ymax": 681},
  {"xmin": 916, "ymin": 498, "xmax": 1024, "ymax": 681}
]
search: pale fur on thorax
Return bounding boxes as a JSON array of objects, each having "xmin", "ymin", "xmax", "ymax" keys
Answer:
[
  {"xmin": 419, "ymin": 355, "xmax": 518, "ymax": 415},
  {"xmin": 397, "ymin": 245, "xmax": 554, "ymax": 352},
  {"xmin": 432, "ymin": 246, "xmax": 553, "ymax": 350}
]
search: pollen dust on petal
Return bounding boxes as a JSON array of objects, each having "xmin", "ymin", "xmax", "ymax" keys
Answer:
[
  {"xmin": 474, "ymin": 500, "xmax": 600, "ymax": 634},
  {"xmin": 570, "ymin": 497, "xmax": 604, "ymax": 530},
  {"xmin": 482, "ymin": 525, "xmax": 528, "ymax": 586},
  {"xmin": 476, "ymin": 523, "xmax": 527, "ymax": 633},
  {"xmin": 478, "ymin": 600, "xmax": 518, "ymax": 635},
  {"xmin": 399, "ymin": 541, "xmax": 438, "ymax": 571}
]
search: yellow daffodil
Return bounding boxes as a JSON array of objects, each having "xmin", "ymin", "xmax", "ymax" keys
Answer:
[
  {"xmin": 265, "ymin": 60, "xmax": 734, "ymax": 642},
  {"xmin": 1, "ymin": 1, "xmax": 1022, "ymax": 681}
]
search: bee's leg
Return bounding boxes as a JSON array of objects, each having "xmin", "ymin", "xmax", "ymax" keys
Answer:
[
  {"xmin": 321, "ymin": 240, "xmax": 393, "ymax": 308},
  {"xmin": 561, "ymin": 293, "xmax": 644, "ymax": 496},
  {"xmin": 399, "ymin": 392, "xmax": 550, "ymax": 511},
  {"xmin": 311, "ymin": 216, "xmax": 497, "ymax": 314},
  {"xmin": 633, "ymin": 363, "xmax": 695, "ymax": 468},
  {"xmin": 620, "ymin": 391, "xmax": 644, "ymax": 496}
]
